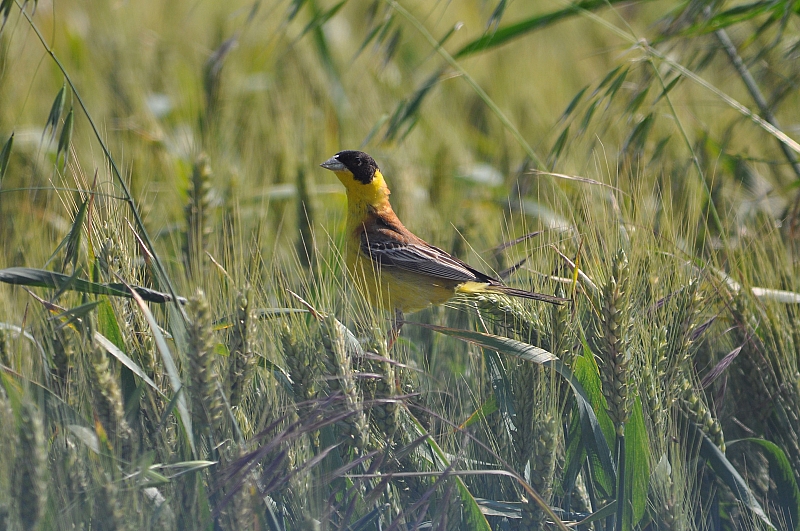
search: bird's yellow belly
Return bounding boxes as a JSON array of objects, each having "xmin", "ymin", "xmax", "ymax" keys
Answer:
[{"xmin": 346, "ymin": 247, "xmax": 455, "ymax": 313}]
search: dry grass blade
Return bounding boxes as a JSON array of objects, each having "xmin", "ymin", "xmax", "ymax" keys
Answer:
[{"xmin": 530, "ymin": 170, "xmax": 626, "ymax": 194}]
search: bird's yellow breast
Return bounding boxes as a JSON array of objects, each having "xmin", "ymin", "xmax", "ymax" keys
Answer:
[{"xmin": 345, "ymin": 244, "xmax": 455, "ymax": 313}]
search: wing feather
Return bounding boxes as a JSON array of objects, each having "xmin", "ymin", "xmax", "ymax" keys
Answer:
[{"xmin": 360, "ymin": 233, "xmax": 485, "ymax": 282}]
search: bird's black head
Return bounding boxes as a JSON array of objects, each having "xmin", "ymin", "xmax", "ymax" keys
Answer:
[{"xmin": 320, "ymin": 150, "xmax": 379, "ymax": 184}]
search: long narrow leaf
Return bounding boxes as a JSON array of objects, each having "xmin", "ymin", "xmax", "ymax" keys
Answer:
[
  {"xmin": 94, "ymin": 332, "xmax": 163, "ymax": 397},
  {"xmin": 622, "ymin": 397, "xmax": 649, "ymax": 529},
  {"xmin": 409, "ymin": 323, "xmax": 616, "ymax": 492},
  {"xmin": 455, "ymin": 0, "xmax": 641, "ymax": 58},
  {"xmin": 42, "ymin": 83, "xmax": 66, "ymax": 144},
  {"xmin": 404, "ymin": 408, "xmax": 498, "ymax": 531},
  {"xmin": 0, "ymin": 267, "xmax": 184, "ymax": 303},
  {"xmin": 693, "ymin": 423, "xmax": 775, "ymax": 529},
  {"xmin": 460, "ymin": 394, "xmax": 498, "ymax": 430},
  {"xmin": 62, "ymin": 194, "xmax": 90, "ymax": 273},
  {"xmin": 300, "ymin": 0, "xmax": 346, "ymax": 38},
  {"xmin": 51, "ymin": 301, "xmax": 100, "ymax": 331},
  {"xmin": 571, "ymin": 349, "xmax": 615, "ymax": 498},
  {"xmin": 0, "ymin": 0, "xmax": 12, "ymax": 30},
  {"xmin": 125, "ymin": 282, "xmax": 195, "ymax": 455},
  {"xmin": 0, "ymin": 132, "xmax": 12, "ymax": 181},
  {"xmin": 57, "ymin": 107, "xmax": 74, "ymax": 169},
  {"xmin": 730, "ymin": 438, "xmax": 800, "ymax": 531}
]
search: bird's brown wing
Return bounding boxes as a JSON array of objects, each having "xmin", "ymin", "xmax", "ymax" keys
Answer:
[
  {"xmin": 358, "ymin": 208, "xmax": 568, "ymax": 305},
  {"xmin": 358, "ymin": 210, "xmax": 493, "ymax": 283}
]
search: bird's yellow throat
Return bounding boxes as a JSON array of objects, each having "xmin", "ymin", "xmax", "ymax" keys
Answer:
[{"xmin": 333, "ymin": 169, "xmax": 391, "ymax": 212}]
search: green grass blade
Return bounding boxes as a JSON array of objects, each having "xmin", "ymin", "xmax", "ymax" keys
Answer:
[
  {"xmin": 571, "ymin": 349, "xmax": 615, "ymax": 498},
  {"xmin": 300, "ymin": 0, "xmax": 346, "ymax": 38},
  {"xmin": 548, "ymin": 125, "xmax": 570, "ymax": 168},
  {"xmin": 679, "ymin": 1, "xmax": 780, "ymax": 36},
  {"xmin": 383, "ymin": 68, "xmax": 443, "ymax": 142},
  {"xmin": 0, "ymin": 0, "xmax": 12, "ymax": 31},
  {"xmin": 0, "ymin": 267, "xmax": 183, "ymax": 303},
  {"xmin": 622, "ymin": 397, "xmax": 649, "ymax": 529},
  {"xmin": 62, "ymin": 193, "xmax": 89, "ymax": 273},
  {"xmin": 603, "ymin": 67, "xmax": 629, "ymax": 106},
  {"xmin": 560, "ymin": 85, "xmax": 589, "ymax": 122},
  {"xmin": 56, "ymin": 107, "xmax": 74, "ymax": 170},
  {"xmin": 410, "ymin": 322, "xmax": 617, "ymax": 494},
  {"xmin": 96, "ymin": 299, "xmax": 124, "ymax": 350},
  {"xmin": 404, "ymin": 408, "xmax": 494, "ymax": 531},
  {"xmin": 578, "ymin": 100, "xmax": 598, "ymax": 135},
  {"xmin": 622, "ymin": 113, "xmax": 654, "ymax": 156},
  {"xmin": 51, "ymin": 301, "xmax": 100, "ymax": 331},
  {"xmin": 460, "ymin": 394, "xmax": 498, "ymax": 429},
  {"xmin": 576, "ymin": 501, "xmax": 617, "ymax": 526},
  {"xmin": 693, "ymin": 422, "xmax": 776, "ymax": 530},
  {"xmin": 454, "ymin": 0, "xmax": 638, "ymax": 59},
  {"xmin": 625, "ymin": 86, "xmax": 650, "ymax": 115},
  {"xmin": 488, "ymin": 0, "xmax": 508, "ymax": 31},
  {"xmin": 355, "ymin": 15, "xmax": 392, "ymax": 59},
  {"xmin": 484, "ymin": 348, "xmax": 515, "ymax": 419},
  {"xmin": 94, "ymin": 332, "xmax": 163, "ymax": 397},
  {"xmin": 0, "ymin": 132, "xmax": 12, "ymax": 182},
  {"xmin": 562, "ymin": 402, "xmax": 587, "ymax": 506},
  {"xmin": 730, "ymin": 438, "xmax": 800, "ymax": 530},
  {"xmin": 42, "ymin": 83, "xmax": 66, "ymax": 144},
  {"xmin": 50, "ymin": 265, "xmax": 84, "ymax": 302},
  {"xmin": 592, "ymin": 65, "xmax": 625, "ymax": 98},
  {"xmin": 124, "ymin": 282, "xmax": 195, "ymax": 455}
]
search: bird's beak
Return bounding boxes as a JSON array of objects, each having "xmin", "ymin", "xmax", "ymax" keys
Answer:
[{"xmin": 320, "ymin": 156, "xmax": 346, "ymax": 172}]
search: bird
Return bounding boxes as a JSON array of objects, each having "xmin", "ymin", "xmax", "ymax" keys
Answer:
[{"xmin": 320, "ymin": 150, "xmax": 565, "ymax": 344}]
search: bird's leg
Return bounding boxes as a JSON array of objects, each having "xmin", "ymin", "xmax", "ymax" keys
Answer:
[{"xmin": 388, "ymin": 308, "xmax": 404, "ymax": 349}]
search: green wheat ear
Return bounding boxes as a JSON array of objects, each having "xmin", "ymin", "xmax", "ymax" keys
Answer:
[
  {"xmin": 0, "ymin": 386, "xmax": 14, "ymax": 530},
  {"xmin": 680, "ymin": 376, "xmax": 725, "ymax": 452},
  {"xmin": 597, "ymin": 248, "xmax": 634, "ymax": 436},
  {"xmin": 187, "ymin": 290, "xmax": 224, "ymax": 441},
  {"xmin": 183, "ymin": 153, "xmax": 213, "ymax": 276},
  {"xmin": 13, "ymin": 401, "xmax": 47, "ymax": 531},
  {"xmin": 282, "ymin": 321, "xmax": 319, "ymax": 405},
  {"xmin": 88, "ymin": 340, "xmax": 134, "ymax": 459},
  {"xmin": 522, "ymin": 412, "xmax": 558, "ymax": 529},
  {"xmin": 321, "ymin": 315, "xmax": 368, "ymax": 453},
  {"xmin": 0, "ymin": 328, "xmax": 8, "ymax": 368},
  {"xmin": 472, "ymin": 291, "xmax": 542, "ymax": 344},
  {"xmin": 227, "ymin": 289, "xmax": 256, "ymax": 409},
  {"xmin": 365, "ymin": 334, "xmax": 399, "ymax": 446},
  {"xmin": 512, "ymin": 361, "xmax": 537, "ymax": 468},
  {"xmin": 281, "ymin": 321, "xmax": 321, "ymax": 449}
]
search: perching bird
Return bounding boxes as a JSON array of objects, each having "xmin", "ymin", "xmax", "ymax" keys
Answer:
[{"xmin": 320, "ymin": 150, "xmax": 564, "ymax": 341}]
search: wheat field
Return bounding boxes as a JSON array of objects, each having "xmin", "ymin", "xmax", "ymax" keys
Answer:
[{"xmin": 1, "ymin": 0, "xmax": 800, "ymax": 529}]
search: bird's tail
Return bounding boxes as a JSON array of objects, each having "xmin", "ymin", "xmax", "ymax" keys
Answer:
[{"xmin": 458, "ymin": 281, "xmax": 568, "ymax": 305}]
